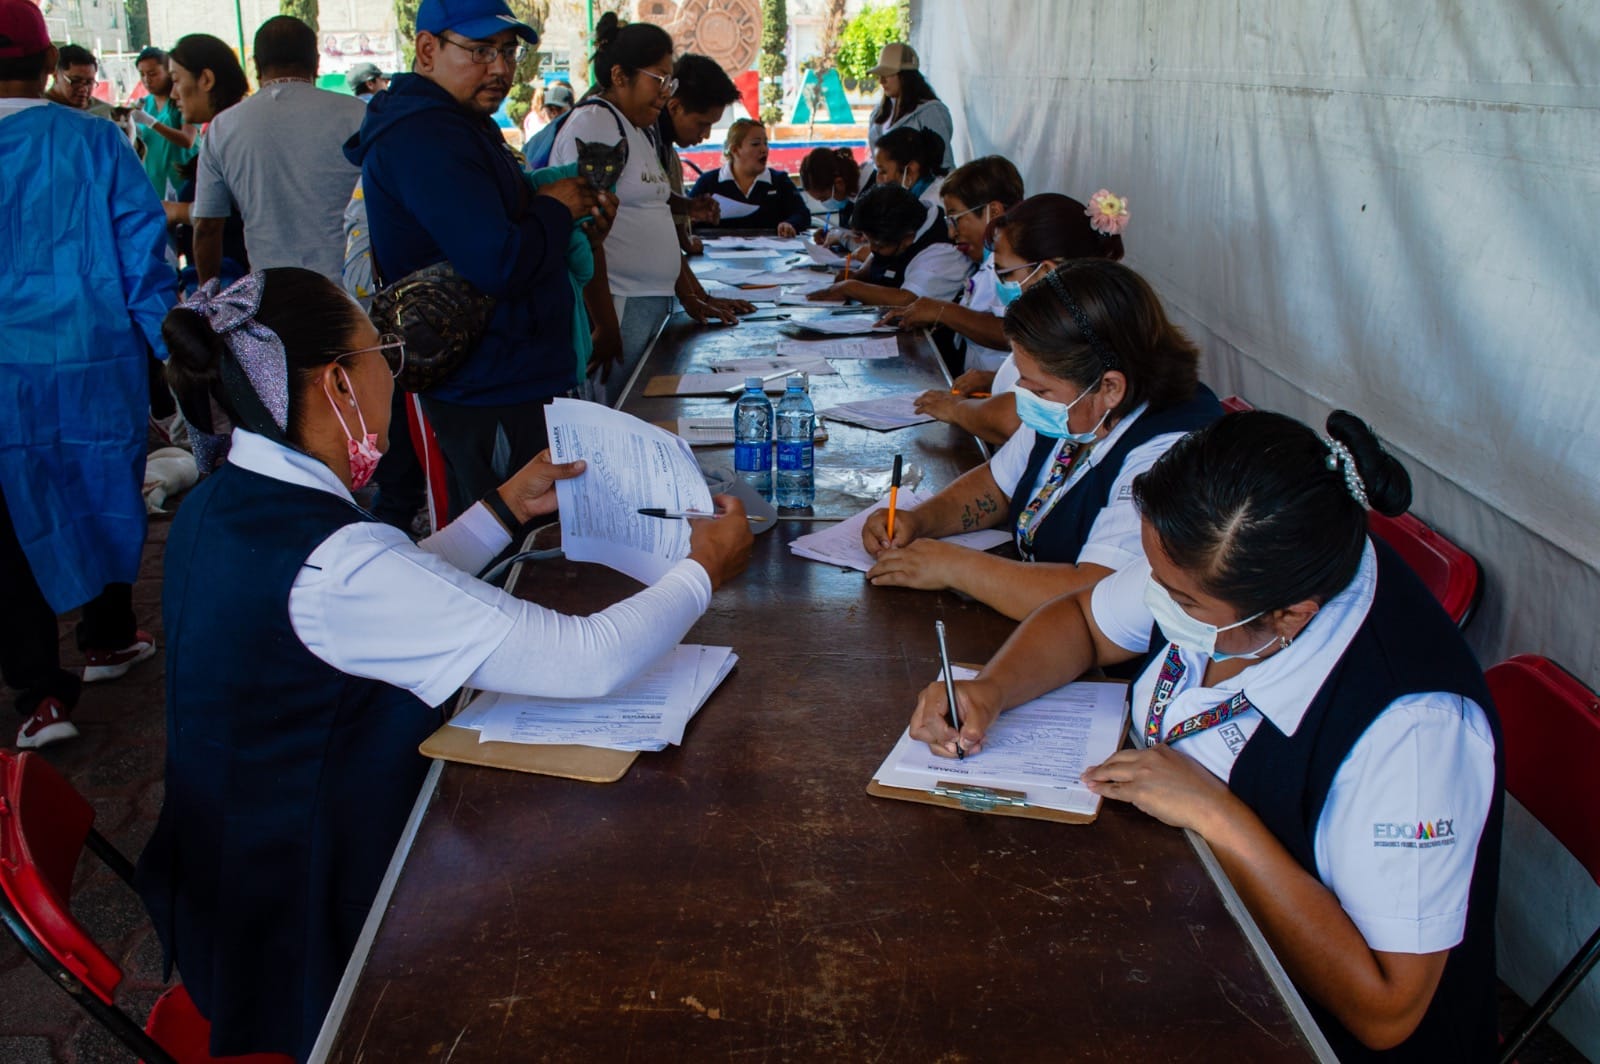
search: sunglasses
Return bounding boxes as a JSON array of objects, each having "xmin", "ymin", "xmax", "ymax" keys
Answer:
[{"xmin": 336, "ymin": 334, "xmax": 406, "ymax": 378}]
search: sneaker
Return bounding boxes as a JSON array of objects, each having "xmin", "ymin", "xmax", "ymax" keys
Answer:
[
  {"xmin": 16, "ymin": 698, "xmax": 78, "ymax": 750},
  {"xmin": 82, "ymin": 630, "xmax": 157, "ymax": 683}
]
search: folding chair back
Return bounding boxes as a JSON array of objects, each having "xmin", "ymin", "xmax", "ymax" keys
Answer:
[{"xmin": 1366, "ymin": 510, "xmax": 1484, "ymax": 628}]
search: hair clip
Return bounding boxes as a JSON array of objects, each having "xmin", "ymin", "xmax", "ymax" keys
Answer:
[
  {"xmin": 1086, "ymin": 189, "xmax": 1129, "ymax": 236},
  {"xmin": 1322, "ymin": 437, "xmax": 1371, "ymax": 509}
]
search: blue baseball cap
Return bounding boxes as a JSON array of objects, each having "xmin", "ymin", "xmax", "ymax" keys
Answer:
[{"xmin": 415, "ymin": 0, "xmax": 540, "ymax": 44}]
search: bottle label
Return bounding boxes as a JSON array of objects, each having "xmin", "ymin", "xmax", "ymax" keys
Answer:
[
  {"xmin": 777, "ymin": 441, "xmax": 813, "ymax": 471},
  {"xmin": 735, "ymin": 442, "xmax": 771, "ymax": 471}
]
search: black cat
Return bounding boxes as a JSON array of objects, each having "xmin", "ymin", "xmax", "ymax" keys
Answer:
[{"xmin": 575, "ymin": 137, "xmax": 627, "ymax": 192}]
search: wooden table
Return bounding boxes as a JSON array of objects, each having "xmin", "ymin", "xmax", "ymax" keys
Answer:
[{"xmin": 316, "ymin": 307, "xmax": 1329, "ymax": 1062}]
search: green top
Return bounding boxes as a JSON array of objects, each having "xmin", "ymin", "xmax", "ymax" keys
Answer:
[{"xmin": 138, "ymin": 95, "xmax": 197, "ymax": 199}]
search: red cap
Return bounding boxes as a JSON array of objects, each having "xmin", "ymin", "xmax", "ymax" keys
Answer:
[{"xmin": 0, "ymin": 0, "xmax": 49, "ymax": 61}]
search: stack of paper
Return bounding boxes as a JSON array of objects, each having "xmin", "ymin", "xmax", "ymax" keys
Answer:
[
  {"xmin": 546, "ymin": 398, "xmax": 713, "ymax": 583},
  {"xmin": 788, "ymin": 492, "xmax": 1011, "ymax": 570},
  {"xmin": 776, "ymin": 336, "xmax": 899, "ymax": 360},
  {"xmin": 704, "ymin": 235, "xmax": 805, "ymax": 253},
  {"xmin": 453, "ymin": 645, "xmax": 738, "ymax": 751},
  {"xmin": 776, "ymin": 291, "xmax": 844, "ymax": 306},
  {"xmin": 787, "ymin": 315, "xmax": 897, "ymax": 336},
  {"xmin": 709, "ymin": 354, "xmax": 838, "ymax": 377},
  {"xmin": 873, "ymin": 668, "xmax": 1129, "ymax": 817},
  {"xmin": 818, "ymin": 392, "xmax": 934, "ymax": 431},
  {"xmin": 671, "ymin": 416, "xmax": 828, "ymax": 446},
  {"xmin": 735, "ymin": 270, "xmax": 835, "ymax": 291},
  {"xmin": 804, "ymin": 243, "xmax": 847, "ymax": 266}
]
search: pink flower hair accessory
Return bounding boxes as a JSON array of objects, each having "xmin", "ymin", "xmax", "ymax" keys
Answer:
[{"xmin": 1086, "ymin": 189, "xmax": 1130, "ymax": 236}]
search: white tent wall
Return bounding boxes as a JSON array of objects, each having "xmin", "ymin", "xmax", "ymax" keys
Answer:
[{"xmin": 912, "ymin": 0, "xmax": 1600, "ymax": 1054}]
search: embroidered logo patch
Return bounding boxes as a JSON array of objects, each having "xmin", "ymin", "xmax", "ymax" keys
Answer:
[{"xmin": 1372, "ymin": 819, "xmax": 1457, "ymax": 849}]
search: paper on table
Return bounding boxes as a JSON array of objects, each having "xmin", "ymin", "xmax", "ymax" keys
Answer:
[
  {"xmin": 788, "ymin": 492, "xmax": 1011, "ymax": 571},
  {"xmin": 705, "ymin": 235, "xmax": 804, "ymax": 253},
  {"xmin": 732, "ymin": 270, "xmax": 834, "ymax": 290},
  {"xmin": 776, "ymin": 291, "xmax": 845, "ymax": 306},
  {"xmin": 710, "ymin": 355, "xmax": 838, "ymax": 376},
  {"xmin": 463, "ymin": 645, "xmax": 737, "ymax": 751},
  {"xmin": 660, "ymin": 372, "xmax": 786, "ymax": 395},
  {"xmin": 696, "ymin": 267, "xmax": 765, "ymax": 284},
  {"xmin": 873, "ymin": 667, "xmax": 1128, "ymax": 816},
  {"xmin": 788, "ymin": 315, "xmax": 897, "ymax": 336},
  {"xmin": 775, "ymin": 336, "xmax": 899, "ymax": 360},
  {"xmin": 818, "ymin": 393, "xmax": 935, "ymax": 431},
  {"xmin": 711, "ymin": 194, "xmax": 760, "ymax": 219},
  {"xmin": 546, "ymin": 398, "xmax": 713, "ymax": 583},
  {"xmin": 804, "ymin": 242, "xmax": 846, "ymax": 266},
  {"xmin": 672, "ymin": 416, "xmax": 829, "ymax": 446}
]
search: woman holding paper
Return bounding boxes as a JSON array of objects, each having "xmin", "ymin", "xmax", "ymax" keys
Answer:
[
  {"xmin": 906, "ymin": 410, "xmax": 1502, "ymax": 1063},
  {"xmin": 688, "ymin": 119, "xmax": 812, "ymax": 236},
  {"xmin": 136, "ymin": 268, "xmax": 752, "ymax": 1060},
  {"xmin": 863, "ymin": 259, "xmax": 1221, "ymax": 621}
]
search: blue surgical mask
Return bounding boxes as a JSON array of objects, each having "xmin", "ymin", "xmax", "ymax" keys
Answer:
[
  {"xmin": 1143, "ymin": 580, "xmax": 1276, "ymax": 661},
  {"xmin": 822, "ymin": 197, "xmax": 850, "ymax": 211},
  {"xmin": 995, "ymin": 261, "xmax": 1044, "ymax": 306},
  {"xmin": 1013, "ymin": 378, "xmax": 1108, "ymax": 443},
  {"xmin": 905, "ymin": 175, "xmax": 933, "ymax": 198}
]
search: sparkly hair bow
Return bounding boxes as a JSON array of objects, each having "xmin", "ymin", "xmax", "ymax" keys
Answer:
[{"xmin": 183, "ymin": 273, "xmax": 291, "ymax": 433}]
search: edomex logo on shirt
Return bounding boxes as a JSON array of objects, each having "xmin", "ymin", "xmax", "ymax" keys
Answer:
[{"xmin": 1372, "ymin": 818, "xmax": 1457, "ymax": 849}]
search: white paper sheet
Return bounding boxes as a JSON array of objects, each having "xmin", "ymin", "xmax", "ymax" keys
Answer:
[
  {"xmin": 776, "ymin": 291, "xmax": 845, "ymax": 306},
  {"xmin": 659, "ymin": 372, "xmax": 787, "ymax": 396},
  {"xmin": 788, "ymin": 492, "xmax": 1012, "ymax": 571},
  {"xmin": 546, "ymin": 398, "xmax": 713, "ymax": 583},
  {"xmin": 804, "ymin": 242, "xmax": 847, "ymax": 266},
  {"xmin": 788, "ymin": 315, "xmax": 898, "ymax": 336},
  {"xmin": 704, "ymin": 235, "xmax": 805, "ymax": 253},
  {"xmin": 873, "ymin": 667, "xmax": 1128, "ymax": 816},
  {"xmin": 709, "ymin": 355, "xmax": 838, "ymax": 377},
  {"xmin": 775, "ymin": 336, "xmax": 900, "ymax": 360},
  {"xmin": 671, "ymin": 416, "xmax": 829, "ymax": 446},
  {"xmin": 732, "ymin": 270, "xmax": 835, "ymax": 291},
  {"xmin": 696, "ymin": 267, "xmax": 765, "ymax": 285},
  {"xmin": 710, "ymin": 194, "xmax": 760, "ymax": 219},
  {"xmin": 818, "ymin": 393, "xmax": 935, "ymax": 431}
]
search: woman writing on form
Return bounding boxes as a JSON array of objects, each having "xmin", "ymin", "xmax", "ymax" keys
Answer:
[
  {"xmin": 136, "ymin": 268, "xmax": 752, "ymax": 1061},
  {"xmin": 908, "ymin": 410, "xmax": 1501, "ymax": 1063}
]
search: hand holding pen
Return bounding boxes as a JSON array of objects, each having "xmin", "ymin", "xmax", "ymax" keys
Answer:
[
  {"xmin": 935, "ymin": 620, "xmax": 964, "ymax": 759},
  {"xmin": 658, "ymin": 495, "xmax": 755, "ymax": 590},
  {"xmin": 907, "ymin": 666, "xmax": 1002, "ymax": 759}
]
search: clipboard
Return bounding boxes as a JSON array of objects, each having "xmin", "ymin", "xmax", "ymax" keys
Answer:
[
  {"xmin": 865, "ymin": 778, "xmax": 1098, "ymax": 824},
  {"xmin": 643, "ymin": 372, "xmax": 786, "ymax": 397},
  {"xmin": 419, "ymin": 720, "xmax": 639, "ymax": 782}
]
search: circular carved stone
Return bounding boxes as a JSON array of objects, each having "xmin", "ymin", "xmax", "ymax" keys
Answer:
[{"xmin": 668, "ymin": 0, "xmax": 762, "ymax": 73}]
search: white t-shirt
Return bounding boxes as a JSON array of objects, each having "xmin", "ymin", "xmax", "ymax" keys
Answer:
[
  {"xmin": 192, "ymin": 81, "xmax": 365, "ymax": 282},
  {"xmin": 1090, "ymin": 542, "xmax": 1497, "ymax": 955},
  {"xmin": 552, "ymin": 99, "xmax": 679, "ymax": 297},
  {"xmin": 988, "ymin": 403, "xmax": 1177, "ymax": 570},
  {"xmin": 225, "ymin": 430, "xmax": 712, "ymax": 709},
  {"xmin": 958, "ymin": 258, "xmax": 1009, "ymax": 373},
  {"xmin": 899, "ymin": 203, "xmax": 972, "ymax": 302}
]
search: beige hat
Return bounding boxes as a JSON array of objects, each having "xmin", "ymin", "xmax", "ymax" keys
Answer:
[{"xmin": 868, "ymin": 42, "xmax": 919, "ymax": 77}]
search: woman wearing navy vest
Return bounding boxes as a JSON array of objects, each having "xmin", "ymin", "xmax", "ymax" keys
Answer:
[
  {"xmin": 135, "ymin": 268, "xmax": 752, "ymax": 1060},
  {"xmin": 688, "ymin": 119, "xmax": 812, "ymax": 236},
  {"xmin": 909, "ymin": 410, "xmax": 1501, "ymax": 1062},
  {"xmin": 805, "ymin": 182, "xmax": 970, "ymax": 307},
  {"xmin": 865, "ymin": 260, "xmax": 1222, "ymax": 621}
]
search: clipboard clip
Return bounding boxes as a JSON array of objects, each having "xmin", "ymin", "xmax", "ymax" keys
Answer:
[{"xmin": 932, "ymin": 781, "xmax": 1029, "ymax": 813}]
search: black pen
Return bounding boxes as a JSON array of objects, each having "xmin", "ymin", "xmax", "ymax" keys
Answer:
[
  {"xmin": 935, "ymin": 619, "xmax": 965, "ymax": 759},
  {"xmin": 637, "ymin": 508, "xmax": 771, "ymax": 524}
]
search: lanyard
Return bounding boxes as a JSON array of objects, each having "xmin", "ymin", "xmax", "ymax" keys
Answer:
[
  {"xmin": 1014, "ymin": 440, "xmax": 1092, "ymax": 559},
  {"xmin": 1143, "ymin": 644, "xmax": 1255, "ymax": 747}
]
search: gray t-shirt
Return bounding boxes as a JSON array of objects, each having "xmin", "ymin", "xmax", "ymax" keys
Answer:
[{"xmin": 193, "ymin": 80, "xmax": 366, "ymax": 281}]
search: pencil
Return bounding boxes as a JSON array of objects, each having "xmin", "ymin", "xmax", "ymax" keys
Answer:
[
  {"xmin": 951, "ymin": 389, "xmax": 992, "ymax": 398},
  {"xmin": 885, "ymin": 453, "xmax": 903, "ymax": 543}
]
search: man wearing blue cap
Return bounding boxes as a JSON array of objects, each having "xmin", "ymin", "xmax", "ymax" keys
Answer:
[{"xmin": 346, "ymin": 0, "xmax": 612, "ymax": 520}]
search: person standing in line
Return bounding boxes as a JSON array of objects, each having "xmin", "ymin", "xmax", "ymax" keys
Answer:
[
  {"xmin": 653, "ymin": 53, "xmax": 741, "ymax": 256},
  {"xmin": 862, "ymin": 43, "xmax": 953, "ymax": 180},
  {"xmin": 131, "ymin": 46, "xmax": 199, "ymax": 198},
  {"xmin": 0, "ymin": 0, "xmax": 176, "ymax": 749},
  {"xmin": 192, "ymin": 16, "xmax": 366, "ymax": 283},
  {"xmin": 346, "ymin": 61, "xmax": 388, "ymax": 102}
]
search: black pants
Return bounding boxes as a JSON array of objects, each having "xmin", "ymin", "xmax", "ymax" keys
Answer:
[
  {"xmin": 370, "ymin": 389, "xmax": 427, "ymax": 530},
  {"xmin": 419, "ymin": 395, "xmax": 552, "ymax": 522},
  {"xmin": 0, "ymin": 488, "xmax": 135, "ymax": 717}
]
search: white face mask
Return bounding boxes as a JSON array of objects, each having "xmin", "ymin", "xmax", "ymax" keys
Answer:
[{"xmin": 1143, "ymin": 579, "xmax": 1276, "ymax": 661}]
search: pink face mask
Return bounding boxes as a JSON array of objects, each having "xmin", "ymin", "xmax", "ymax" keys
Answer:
[{"xmin": 323, "ymin": 367, "xmax": 383, "ymax": 490}]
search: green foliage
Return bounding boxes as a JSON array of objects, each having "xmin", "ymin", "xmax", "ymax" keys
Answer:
[
  {"xmin": 125, "ymin": 0, "xmax": 149, "ymax": 52},
  {"xmin": 759, "ymin": 0, "xmax": 786, "ymax": 124},
  {"xmin": 279, "ymin": 0, "xmax": 319, "ymax": 37},
  {"xmin": 835, "ymin": 2, "xmax": 905, "ymax": 87},
  {"xmin": 507, "ymin": 82, "xmax": 533, "ymax": 128},
  {"xmin": 394, "ymin": 0, "xmax": 420, "ymax": 66}
]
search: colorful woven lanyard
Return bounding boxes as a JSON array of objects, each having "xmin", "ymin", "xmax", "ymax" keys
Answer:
[
  {"xmin": 1013, "ymin": 440, "xmax": 1091, "ymax": 558},
  {"xmin": 1144, "ymin": 644, "xmax": 1255, "ymax": 747}
]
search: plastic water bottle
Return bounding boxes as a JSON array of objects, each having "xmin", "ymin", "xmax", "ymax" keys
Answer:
[
  {"xmin": 734, "ymin": 376, "xmax": 773, "ymax": 500},
  {"xmin": 775, "ymin": 375, "xmax": 815, "ymax": 509}
]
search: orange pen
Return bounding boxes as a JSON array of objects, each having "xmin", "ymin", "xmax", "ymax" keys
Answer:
[
  {"xmin": 951, "ymin": 389, "xmax": 992, "ymax": 399},
  {"xmin": 886, "ymin": 453, "xmax": 903, "ymax": 543}
]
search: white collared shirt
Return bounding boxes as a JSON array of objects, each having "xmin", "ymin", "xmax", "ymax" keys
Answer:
[
  {"xmin": 715, "ymin": 161, "xmax": 773, "ymax": 188},
  {"xmin": 957, "ymin": 258, "xmax": 1010, "ymax": 373},
  {"xmin": 898, "ymin": 202, "xmax": 971, "ymax": 301},
  {"xmin": 991, "ymin": 353, "xmax": 1021, "ymax": 395},
  {"xmin": 988, "ymin": 403, "xmax": 1177, "ymax": 570},
  {"xmin": 225, "ymin": 430, "xmax": 712, "ymax": 707},
  {"xmin": 1091, "ymin": 542, "xmax": 1496, "ymax": 954}
]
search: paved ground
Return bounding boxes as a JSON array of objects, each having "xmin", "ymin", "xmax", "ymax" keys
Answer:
[{"xmin": 1, "ymin": 505, "xmax": 1590, "ymax": 1062}]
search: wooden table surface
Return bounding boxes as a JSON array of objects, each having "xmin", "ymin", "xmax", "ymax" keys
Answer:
[{"xmin": 320, "ymin": 304, "xmax": 1324, "ymax": 1062}]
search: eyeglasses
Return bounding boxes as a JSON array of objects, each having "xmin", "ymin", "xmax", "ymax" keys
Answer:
[
  {"xmin": 336, "ymin": 334, "xmax": 406, "ymax": 378},
  {"xmin": 637, "ymin": 68, "xmax": 679, "ymax": 97},
  {"xmin": 945, "ymin": 204, "xmax": 986, "ymax": 228},
  {"xmin": 440, "ymin": 35, "xmax": 527, "ymax": 66},
  {"xmin": 65, "ymin": 76, "xmax": 97, "ymax": 90}
]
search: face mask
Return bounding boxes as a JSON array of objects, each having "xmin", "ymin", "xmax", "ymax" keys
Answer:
[
  {"xmin": 1013, "ymin": 378, "xmax": 1108, "ymax": 443},
  {"xmin": 323, "ymin": 367, "xmax": 383, "ymax": 490},
  {"xmin": 903, "ymin": 175, "xmax": 933, "ymax": 198},
  {"xmin": 821, "ymin": 197, "xmax": 850, "ymax": 211},
  {"xmin": 995, "ymin": 261, "xmax": 1045, "ymax": 306},
  {"xmin": 1144, "ymin": 580, "xmax": 1276, "ymax": 661}
]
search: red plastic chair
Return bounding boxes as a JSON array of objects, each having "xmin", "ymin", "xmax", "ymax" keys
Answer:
[
  {"xmin": 404, "ymin": 391, "xmax": 450, "ymax": 535},
  {"xmin": 1220, "ymin": 393, "xmax": 1255, "ymax": 413},
  {"xmin": 0, "ymin": 750, "xmax": 291, "ymax": 1064},
  {"xmin": 1489, "ymin": 655, "xmax": 1600, "ymax": 1064},
  {"xmin": 1366, "ymin": 510, "xmax": 1483, "ymax": 629}
]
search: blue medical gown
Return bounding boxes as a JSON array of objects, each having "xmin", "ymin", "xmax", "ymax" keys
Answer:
[{"xmin": 0, "ymin": 105, "xmax": 177, "ymax": 612}]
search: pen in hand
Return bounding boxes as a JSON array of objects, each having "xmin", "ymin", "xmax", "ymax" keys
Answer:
[
  {"xmin": 885, "ymin": 453, "xmax": 902, "ymax": 544},
  {"xmin": 935, "ymin": 619, "xmax": 965, "ymax": 759},
  {"xmin": 638, "ymin": 508, "xmax": 771, "ymax": 524}
]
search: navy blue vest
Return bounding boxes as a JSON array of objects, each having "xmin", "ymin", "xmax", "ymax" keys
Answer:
[
  {"xmin": 862, "ymin": 207, "xmax": 954, "ymax": 288},
  {"xmin": 1139, "ymin": 540, "xmax": 1503, "ymax": 1062},
  {"xmin": 137, "ymin": 464, "xmax": 439, "ymax": 1059},
  {"xmin": 1007, "ymin": 384, "xmax": 1222, "ymax": 562}
]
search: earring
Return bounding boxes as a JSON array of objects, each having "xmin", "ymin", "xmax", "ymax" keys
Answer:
[{"xmin": 1278, "ymin": 635, "xmax": 1292, "ymax": 649}]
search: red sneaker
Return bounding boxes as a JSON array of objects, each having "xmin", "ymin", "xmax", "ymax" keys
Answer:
[
  {"xmin": 82, "ymin": 630, "xmax": 157, "ymax": 683},
  {"xmin": 16, "ymin": 698, "xmax": 78, "ymax": 750}
]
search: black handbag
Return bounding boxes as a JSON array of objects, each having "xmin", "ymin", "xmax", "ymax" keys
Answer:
[{"xmin": 369, "ymin": 261, "xmax": 496, "ymax": 394}]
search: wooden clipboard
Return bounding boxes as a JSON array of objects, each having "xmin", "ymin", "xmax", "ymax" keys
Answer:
[
  {"xmin": 643, "ymin": 374, "xmax": 736, "ymax": 397},
  {"xmin": 419, "ymin": 721, "xmax": 639, "ymax": 783},
  {"xmin": 865, "ymin": 779, "xmax": 1099, "ymax": 825}
]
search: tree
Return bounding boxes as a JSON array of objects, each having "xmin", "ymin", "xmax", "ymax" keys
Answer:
[
  {"xmin": 759, "ymin": 0, "xmax": 786, "ymax": 125},
  {"xmin": 395, "ymin": 0, "xmax": 421, "ymax": 65},
  {"xmin": 835, "ymin": 2, "xmax": 906, "ymax": 88},
  {"xmin": 280, "ymin": 0, "xmax": 320, "ymax": 37},
  {"xmin": 125, "ymin": 0, "xmax": 150, "ymax": 52}
]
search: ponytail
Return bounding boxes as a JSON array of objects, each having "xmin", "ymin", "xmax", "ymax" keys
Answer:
[{"xmin": 591, "ymin": 13, "xmax": 673, "ymax": 90}]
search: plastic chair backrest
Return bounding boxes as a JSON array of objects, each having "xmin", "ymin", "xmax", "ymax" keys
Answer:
[
  {"xmin": 1489, "ymin": 655, "xmax": 1600, "ymax": 886},
  {"xmin": 1366, "ymin": 510, "xmax": 1483, "ymax": 628},
  {"xmin": 0, "ymin": 750, "xmax": 124, "ymax": 1004},
  {"xmin": 1220, "ymin": 394, "xmax": 1255, "ymax": 413}
]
